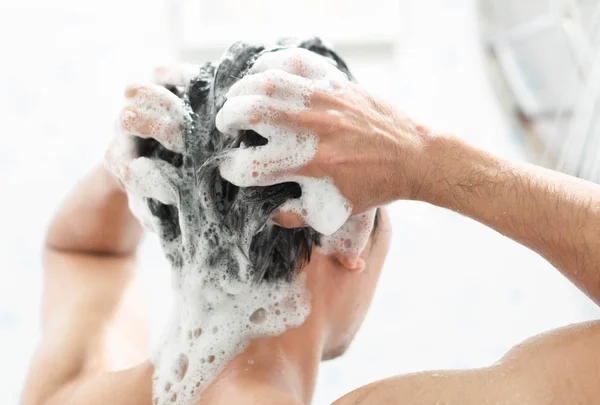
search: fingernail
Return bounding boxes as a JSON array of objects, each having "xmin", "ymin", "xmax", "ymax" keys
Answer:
[{"xmin": 121, "ymin": 109, "xmax": 137, "ymax": 122}]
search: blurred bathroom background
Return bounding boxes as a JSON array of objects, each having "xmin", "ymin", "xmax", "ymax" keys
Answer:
[{"xmin": 1, "ymin": 0, "xmax": 599, "ymax": 403}]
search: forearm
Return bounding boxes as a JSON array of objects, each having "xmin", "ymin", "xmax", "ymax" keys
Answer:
[
  {"xmin": 417, "ymin": 135, "xmax": 600, "ymax": 304},
  {"xmin": 46, "ymin": 165, "xmax": 143, "ymax": 255}
]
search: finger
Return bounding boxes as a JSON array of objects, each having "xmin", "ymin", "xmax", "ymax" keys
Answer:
[
  {"xmin": 218, "ymin": 129, "xmax": 317, "ymax": 188},
  {"xmin": 226, "ymin": 69, "xmax": 312, "ymax": 100},
  {"xmin": 124, "ymin": 83, "xmax": 188, "ymax": 123},
  {"xmin": 277, "ymin": 177, "xmax": 352, "ymax": 236},
  {"xmin": 216, "ymin": 95, "xmax": 300, "ymax": 136},
  {"xmin": 152, "ymin": 64, "xmax": 200, "ymax": 86},
  {"xmin": 119, "ymin": 106, "xmax": 182, "ymax": 152},
  {"xmin": 216, "ymin": 95, "xmax": 268, "ymax": 136},
  {"xmin": 218, "ymin": 144, "xmax": 293, "ymax": 187},
  {"xmin": 128, "ymin": 194, "xmax": 158, "ymax": 233},
  {"xmin": 270, "ymin": 209, "xmax": 307, "ymax": 229},
  {"xmin": 250, "ymin": 48, "xmax": 348, "ymax": 82},
  {"xmin": 123, "ymin": 83, "xmax": 189, "ymax": 152},
  {"xmin": 124, "ymin": 157, "xmax": 179, "ymax": 206},
  {"xmin": 106, "ymin": 132, "xmax": 179, "ymax": 205}
]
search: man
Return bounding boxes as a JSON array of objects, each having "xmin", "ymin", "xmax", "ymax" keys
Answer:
[{"xmin": 22, "ymin": 42, "xmax": 600, "ymax": 405}]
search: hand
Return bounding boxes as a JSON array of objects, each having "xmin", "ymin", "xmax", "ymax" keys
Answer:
[
  {"xmin": 216, "ymin": 48, "xmax": 433, "ymax": 233},
  {"xmin": 104, "ymin": 65, "xmax": 194, "ymax": 232},
  {"xmin": 45, "ymin": 61, "xmax": 197, "ymax": 255}
]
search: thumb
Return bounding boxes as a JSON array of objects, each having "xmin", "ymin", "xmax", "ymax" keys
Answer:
[{"xmin": 271, "ymin": 209, "xmax": 307, "ymax": 229}]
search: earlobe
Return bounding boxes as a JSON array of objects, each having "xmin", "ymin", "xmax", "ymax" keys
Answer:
[{"xmin": 333, "ymin": 251, "xmax": 366, "ymax": 272}]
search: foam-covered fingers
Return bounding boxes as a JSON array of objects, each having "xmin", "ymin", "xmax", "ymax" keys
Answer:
[
  {"xmin": 128, "ymin": 194, "xmax": 157, "ymax": 233},
  {"xmin": 218, "ymin": 120, "xmax": 318, "ymax": 188},
  {"xmin": 216, "ymin": 96, "xmax": 297, "ymax": 136},
  {"xmin": 119, "ymin": 106, "xmax": 181, "ymax": 148},
  {"xmin": 106, "ymin": 131, "xmax": 179, "ymax": 204},
  {"xmin": 124, "ymin": 158, "xmax": 179, "ymax": 205},
  {"xmin": 276, "ymin": 178, "xmax": 352, "ymax": 236},
  {"xmin": 218, "ymin": 142, "xmax": 294, "ymax": 187},
  {"xmin": 250, "ymin": 48, "xmax": 348, "ymax": 82},
  {"xmin": 122, "ymin": 83, "xmax": 189, "ymax": 152},
  {"xmin": 152, "ymin": 64, "xmax": 200, "ymax": 86},
  {"xmin": 270, "ymin": 210, "xmax": 306, "ymax": 229},
  {"xmin": 226, "ymin": 69, "xmax": 312, "ymax": 100}
]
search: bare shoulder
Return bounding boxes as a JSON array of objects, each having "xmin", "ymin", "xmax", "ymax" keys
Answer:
[
  {"xmin": 332, "ymin": 321, "xmax": 600, "ymax": 405},
  {"xmin": 500, "ymin": 320, "xmax": 600, "ymax": 403}
]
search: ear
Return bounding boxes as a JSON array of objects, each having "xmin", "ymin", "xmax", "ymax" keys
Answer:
[{"xmin": 333, "ymin": 251, "xmax": 366, "ymax": 272}]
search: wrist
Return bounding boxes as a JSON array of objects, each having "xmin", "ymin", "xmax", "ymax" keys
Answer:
[{"xmin": 408, "ymin": 132, "xmax": 466, "ymax": 206}]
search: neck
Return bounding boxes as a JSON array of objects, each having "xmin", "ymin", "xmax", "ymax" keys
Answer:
[{"xmin": 202, "ymin": 293, "xmax": 327, "ymax": 405}]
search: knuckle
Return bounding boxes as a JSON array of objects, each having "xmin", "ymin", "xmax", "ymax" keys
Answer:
[
  {"xmin": 310, "ymin": 90, "xmax": 332, "ymax": 105},
  {"xmin": 263, "ymin": 82, "xmax": 278, "ymax": 96},
  {"xmin": 289, "ymin": 57, "xmax": 306, "ymax": 75},
  {"xmin": 248, "ymin": 105, "xmax": 264, "ymax": 124},
  {"xmin": 248, "ymin": 103, "xmax": 280, "ymax": 124}
]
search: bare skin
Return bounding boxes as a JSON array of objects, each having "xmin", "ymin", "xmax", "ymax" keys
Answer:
[
  {"xmin": 23, "ymin": 55, "xmax": 600, "ymax": 405},
  {"xmin": 21, "ymin": 164, "xmax": 390, "ymax": 405}
]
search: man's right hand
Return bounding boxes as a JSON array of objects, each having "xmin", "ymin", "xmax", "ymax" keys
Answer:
[
  {"xmin": 105, "ymin": 65, "xmax": 195, "ymax": 232},
  {"xmin": 215, "ymin": 48, "xmax": 437, "ymax": 268},
  {"xmin": 216, "ymin": 47, "xmax": 600, "ymax": 306},
  {"xmin": 216, "ymin": 48, "xmax": 434, "ymax": 230}
]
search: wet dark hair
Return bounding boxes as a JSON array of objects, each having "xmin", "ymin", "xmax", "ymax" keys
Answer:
[{"xmin": 140, "ymin": 38, "xmax": 368, "ymax": 283}]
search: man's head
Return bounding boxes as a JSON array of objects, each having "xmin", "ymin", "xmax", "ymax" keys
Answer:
[
  {"xmin": 143, "ymin": 37, "xmax": 390, "ymax": 360},
  {"xmin": 305, "ymin": 207, "xmax": 391, "ymax": 360}
]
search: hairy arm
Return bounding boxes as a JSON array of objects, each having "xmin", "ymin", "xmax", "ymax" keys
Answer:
[
  {"xmin": 417, "ymin": 135, "xmax": 600, "ymax": 305},
  {"xmin": 332, "ymin": 135, "xmax": 600, "ymax": 403},
  {"xmin": 205, "ymin": 44, "xmax": 600, "ymax": 405},
  {"xmin": 22, "ymin": 165, "xmax": 150, "ymax": 405},
  {"xmin": 215, "ymin": 49, "xmax": 600, "ymax": 305}
]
